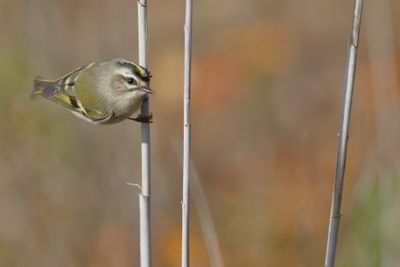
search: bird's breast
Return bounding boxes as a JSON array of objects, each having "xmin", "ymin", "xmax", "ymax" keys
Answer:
[{"xmin": 110, "ymin": 92, "xmax": 145, "ymax": 119}]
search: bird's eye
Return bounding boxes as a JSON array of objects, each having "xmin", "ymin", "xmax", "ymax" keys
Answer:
[{"xmin": 126, "ymin": 77, "xmax": 137, "ymax": 85}]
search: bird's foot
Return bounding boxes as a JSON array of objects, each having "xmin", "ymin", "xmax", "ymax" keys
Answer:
[{"xmin": 128, "ymin": 113, "xmax": 153, "ymax": 123}]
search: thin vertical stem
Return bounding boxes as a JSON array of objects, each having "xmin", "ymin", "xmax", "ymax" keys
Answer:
[
  {"xmin": 182, "ymin": 0, "xmax": 193, "ymax": 267},
  {"xmin": 137, "ymin": 1, "xmax": 151, "ymax": 267},
  {"xmin": 324, "ymin": 1, "xmax": 364, "ymax": 267},
  {"xmin": 172, "ymin": 138, "xmax": 225, "ymax": 267}
]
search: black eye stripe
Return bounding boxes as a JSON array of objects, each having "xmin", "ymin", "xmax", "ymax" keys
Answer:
[{"xmin": 116, "ymin": 60, "xmax": 151, "ymax": 82}]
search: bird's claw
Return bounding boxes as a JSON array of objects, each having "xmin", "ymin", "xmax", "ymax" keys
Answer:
[{"xmin": 128, "ymin": 113, "xmax": 153, "ymax": 123}]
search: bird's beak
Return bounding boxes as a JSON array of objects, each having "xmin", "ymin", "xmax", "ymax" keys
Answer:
[{"xmin": 142, "ymin": 87, "xmax": 155, "ymax": 94}]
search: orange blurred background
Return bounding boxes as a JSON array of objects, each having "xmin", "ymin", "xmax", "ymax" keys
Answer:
[{"xmin": 1, "ymin": 0, "xmax": 400, "ymax": 266}]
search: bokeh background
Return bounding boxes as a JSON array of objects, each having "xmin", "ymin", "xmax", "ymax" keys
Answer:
[{"xmin": 1, "ymin": 0, "xmax": 400, "ymax": 266}]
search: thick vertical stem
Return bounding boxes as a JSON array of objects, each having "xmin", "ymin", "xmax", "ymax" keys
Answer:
[
  {"xmin": 137, "ymin": 1, "xmax": 151, "ymax": 267},
  {"xmin": 324, "ymin": 1, "xmax": 364, "ymax": 267},
  {"xmin": 182, "ymin": 0, "xmax": 193, "ymax": 267}
]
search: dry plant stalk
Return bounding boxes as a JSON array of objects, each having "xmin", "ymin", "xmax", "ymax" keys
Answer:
[
  {"xmin": 182, "ymin": 0, "xmax": 193, "ymax": 267},
  {"xmin": 324, "ymin": 0, "xmax": 364, "ymax": 267},
  {"xmin": 172, "ymin": 139, "xmax": 225, "ymax": 267},
  {"xmin": 137, "ymin": 0, "xmax": 152, "ymax": 267}
]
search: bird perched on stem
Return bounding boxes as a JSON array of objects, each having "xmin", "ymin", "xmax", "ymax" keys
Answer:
[{"xmin": 31, "ymin": 58, "xmax": 154, "ymax": 124}]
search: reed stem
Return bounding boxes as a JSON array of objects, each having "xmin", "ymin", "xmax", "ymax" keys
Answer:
[{"xmin": 324, "ymin": 1, "xmax": 364, "ymax": 266}]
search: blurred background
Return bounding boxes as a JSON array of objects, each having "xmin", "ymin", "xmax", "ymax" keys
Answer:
[{"xmin": 1, "ymin": 0, "xmax": 400, "ymax": 266}]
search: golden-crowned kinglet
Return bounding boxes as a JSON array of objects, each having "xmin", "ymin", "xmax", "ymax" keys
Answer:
[{"xmin": 31, "ymin": 58, "xmax": 154, "ymax": 124}]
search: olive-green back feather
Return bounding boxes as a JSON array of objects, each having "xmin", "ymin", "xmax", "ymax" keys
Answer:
[
  {"xmin": 32, "ymin": 64, "xmax": 111, "ymax": 121},
  {"xmin": 73, "ymin": 64, "xmax": 110, "ymax": 119}
]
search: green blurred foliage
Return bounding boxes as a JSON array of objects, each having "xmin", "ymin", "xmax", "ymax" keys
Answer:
[{"xmin": 0, "ymin": 0, "xmax": 400, "ymax": 267}]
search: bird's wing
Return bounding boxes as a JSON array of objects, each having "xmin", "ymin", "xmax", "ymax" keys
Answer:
[{"xmin": 36, "ymin": 65, "xmax": 112, "ymax": 122}]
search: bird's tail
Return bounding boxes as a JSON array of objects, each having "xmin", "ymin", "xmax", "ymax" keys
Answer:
[{"xmin": 31, "ymin": 76, "xmax": 52, "ymax": 100}]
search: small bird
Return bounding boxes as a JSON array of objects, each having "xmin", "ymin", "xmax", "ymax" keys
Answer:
[{"xmin": 31, "ymin": 58, "xmax": 154, "ymax": 124}]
